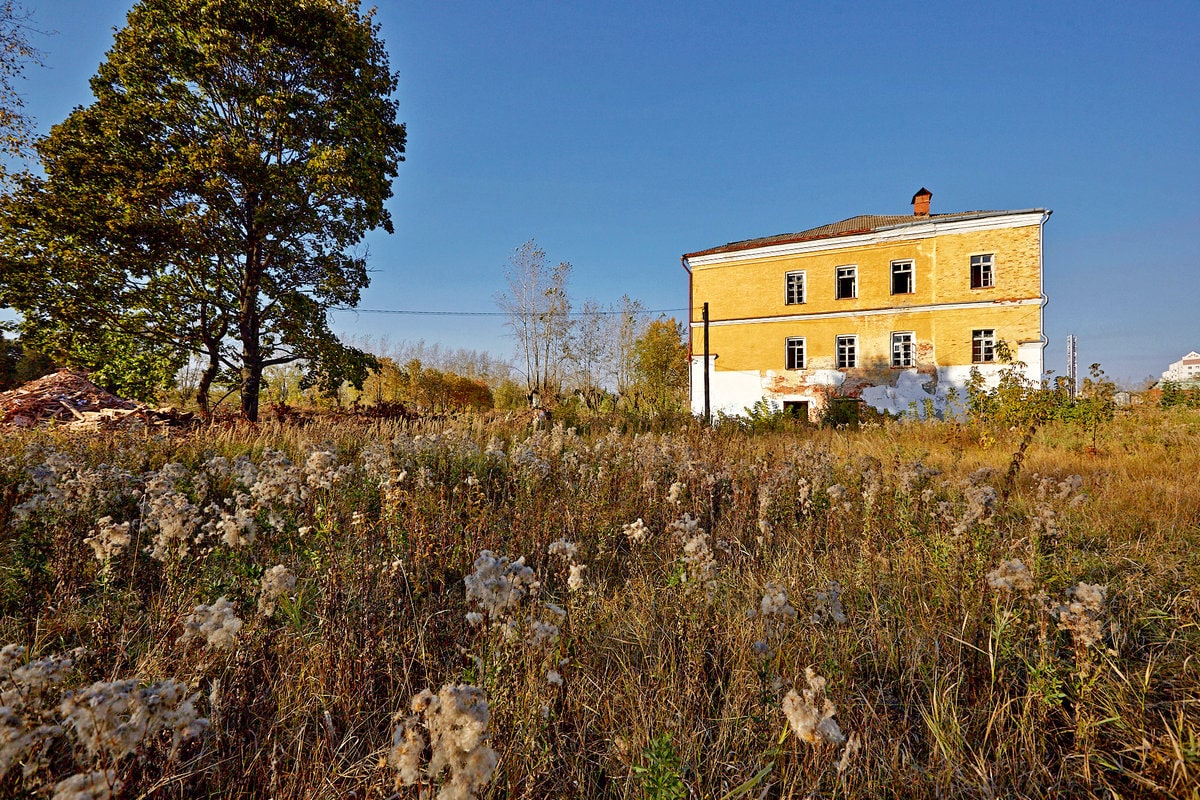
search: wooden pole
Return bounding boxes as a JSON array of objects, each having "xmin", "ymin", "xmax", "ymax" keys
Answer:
[{"xmin": 703, "ymin": 302, "xmax": 711, "ymax": 425}]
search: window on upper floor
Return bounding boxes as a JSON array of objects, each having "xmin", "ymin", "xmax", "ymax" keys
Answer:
[
  {"xmin": 970, "ymin": 254, "xmax": 994, "ymax": 289},
  {"xmin": 836, "ymin": 334, "xmax": 857, "ymax": 368},
  {"xmin": 835, "ymin": 265, "xmax": 857, "ymax": 299},
  {"xmin": 891, "ymin": 260, "xmax": 914, "ymax": 294},
  {"xmin": 892, "ymin": 332, "xmax": 915, "ymax": 367},
  {"xmin": 785, "ymin": 271, "xmax": 805, "ymax": 305},
  {"xmin": 785, "ymin": 337, "xmax": 805, "ymax": 370},
  {"xmin": 972, "ymin": 329, "xmax": 997, "ymax": 363}
]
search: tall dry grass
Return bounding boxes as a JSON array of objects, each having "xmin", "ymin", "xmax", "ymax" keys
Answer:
[{"xmin": 1, "ymin": 406, "xmax": 1197, "ymax": 798}]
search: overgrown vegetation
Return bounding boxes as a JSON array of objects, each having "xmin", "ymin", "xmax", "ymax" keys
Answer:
[
  {"xmin": 1, "ymin": 400, "xmax": 1196, "ymax": 798},
  {"xmin": 1159, "ymin": 380, "xmax": 1200, "ymax": 409}
]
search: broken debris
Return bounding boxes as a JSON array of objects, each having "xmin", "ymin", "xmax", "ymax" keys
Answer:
[{"xmin": 0, "ymin": 370, "xmax": 194, "ymax": 430}]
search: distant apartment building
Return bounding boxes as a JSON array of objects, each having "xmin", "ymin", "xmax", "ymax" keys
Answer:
[
  {"xmin": 682, "ymin": 189, "xmax": 1051, "ymax": 419},
  {"xmin": 1162, "ymin": 351, "xmax": 1200, "ymax": 383}
]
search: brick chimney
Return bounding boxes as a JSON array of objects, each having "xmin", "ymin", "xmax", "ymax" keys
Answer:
[{"xmin": 912, "ymin": 187, "xmax": 932, "ymax": 217}]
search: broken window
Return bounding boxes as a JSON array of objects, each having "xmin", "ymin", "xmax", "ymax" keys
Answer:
[
  {"xmin": 785, "ymin": 336, "xmax": 805, "ymax": 370},
  {"xmin": 891, "ymin": 260, "xmax": 914, "ymax": 294},
  {"xmin": 892, "ymin": 332, "xmax": 915, "ymax": 367},
  {"xmin": 835, "ymin": 265, "xmax": 857, "ymax": 299},
  {"xmin": 972, "ymin": 329, "xmax": 996, "ymax": 363},
  {"xmin": 785, "ymin": 271, "xmax": 805, "ymax": 305},
  {"xmin": 970, "ymin": 254, "xmax": 994, "ymax": 289},
  {"xmin": 836, "ymin": 335, "xmax": 857, "ymax": 369},
  {"xmin": 783, "ymin": 401, "xmax": 810, "ymax": 421}
]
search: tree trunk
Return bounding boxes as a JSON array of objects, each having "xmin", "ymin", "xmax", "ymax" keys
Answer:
[
  {"xmin": 196, "ymin": 329, "xmax": 222, "ymax": 419},
  {"xmin": 240, "ymin": 206, "xmax": 263, "ymax": 422},
  {"xmin": 240, "ymin": 346, "xmax": 262, "ymax": 422},
  {"xmin": 239, "ymin": 312, "xmax": 263, "ymax": 422},
  {"xmin": 197, "ymin": 359, "xmax": 217, "ymax": 419}
]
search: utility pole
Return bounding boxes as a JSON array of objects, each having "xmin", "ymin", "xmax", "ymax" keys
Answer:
[
  {"xmin": 703, "ymin": 302, "xmax": 711, "ymax": 425},
  {"xmin": 1066, "ymin": 334, "xmax": 1078, "ymax": 398}
]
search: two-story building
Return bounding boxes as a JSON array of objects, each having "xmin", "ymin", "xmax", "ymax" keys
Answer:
[{"xmin": 682, "ymin": 189, "xmax": 1051, "ymax": 419}]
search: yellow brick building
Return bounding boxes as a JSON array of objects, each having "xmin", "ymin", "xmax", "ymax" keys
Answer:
[{"xmin": 682, "ymin": 189, "xmax": 1051, "ymax": 418}]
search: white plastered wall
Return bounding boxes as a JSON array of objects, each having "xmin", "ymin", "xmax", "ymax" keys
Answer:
[
  {"xmin": 693, "ymin": 354, "xmax": 1046, "ymax": 420},
  {"xmin": 690, "ymin": 356, "xmax": 765, "ymax": 417}
]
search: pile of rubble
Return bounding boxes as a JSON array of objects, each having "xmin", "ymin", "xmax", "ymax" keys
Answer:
[{"xmin": 0, "ymin": 370, "xmax": 195, "ymax": 431}]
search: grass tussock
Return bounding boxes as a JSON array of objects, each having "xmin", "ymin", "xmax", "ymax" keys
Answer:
[{"xmin": 1, "ymin": 407, "xmax": 1198, "ymax": 799}]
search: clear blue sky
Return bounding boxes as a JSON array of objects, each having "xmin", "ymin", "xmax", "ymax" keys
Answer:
[{"xmin": 14, "ymin": 1, "xmax": 1200, "ymax": 384}]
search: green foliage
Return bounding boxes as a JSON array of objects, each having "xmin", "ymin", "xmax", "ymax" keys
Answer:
[
  {"xmin": 0, "ymin": 0, "xmax": 405, "ymax": 419},
  {"xmin": 358, "ymin": 357, "xmax": 493, "ymax": 414},
  {"xmin": 492, "ymin": 377, "xmax": 529, "ymax": 411},
  {"xmin": 633, "ymin": 733, "xmax": 687, "ymax": 800},
  {"xmin": 1025, "ymin": 655, "xmax": 1067, "ymax": 709},
  {"xmin": 0, "ymin": 331, "xmax": 56, "ymax": 391},
  {"xmin": 296, "ymin": 326, "xmax": 379, "ymax": 400},
  {"xmin": 1160, "ymin": 380, "xmax": 1200, "ymax": 409},
  {"xmin": 821, "ymin": 395, "xmax": 864, "ymax": 428},
  {"xmin": 68, "ymin": 329, "xmax": 185, "ymax": 403},
  {"xmin": 731, "ymin": 398, "xmax": 798, "ymax": 433},
  {"xmin": 631, "ymin": 318, "xmax": 689, "ymax": 413},
  {"xmin": 0, "ymin": 520, "xmax": 52, "ymax": 616},
  {"xmin": 1054, "ymin": 363, "xmax": 1116, "ymax": 448},
  {"xmin": 968, "ymin": 354, "xmax": 1117, "ymax": 449},
  {"xmin": 964, "ymin": 343, "xmax": 1054, "ymax": 430}
]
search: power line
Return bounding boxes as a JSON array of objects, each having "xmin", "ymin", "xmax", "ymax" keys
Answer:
[{"xmin": 330, "ymin": 307, "xmax": 688, "ymax": 318}]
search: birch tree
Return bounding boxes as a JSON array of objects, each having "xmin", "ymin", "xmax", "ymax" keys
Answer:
[
  {"xmin": 496, "ymin": 240, "xmax": 573, "ymax": 399},
  {"xmin": 612, "ymin": 294, "xmax": 647, "ymax": 399},
  {"xmin": 566, "ymin": 298, "xmax": 610, "ymax": 408}
]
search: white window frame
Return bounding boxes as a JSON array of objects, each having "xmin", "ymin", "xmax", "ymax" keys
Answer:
[
  {"xmin": 970, "ymin": 253, "xmax": 994, "ymax": 289},
  {"xmin": 972, "ymin": 329, "xmax": 997, "ymax": 363},
  {"xmin": 785, "ymin": 336, "xmax": 806, "ymax": 370},
  {"xmin": 891, "ymin": 260, "xmax": 914, "ymax": 295},
  {"xmin": 784, "ymin": 271, "xmax": 806, "ymax": 305},
  {"xmin": 835, "ymin": 265, "xmax": 857, "ymax": 299},
  {"xmin": 836, "ymin": 334, "xmax": 857, "ymax": 369},
  {"xmin": 891, "ymin": 331, "xmax": 915, "ymax": 367}
]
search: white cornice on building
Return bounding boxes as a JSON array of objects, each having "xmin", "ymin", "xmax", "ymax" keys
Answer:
[{"xmin": 689, "ymin": 297, "xmax": 1044, "ymax": 328}]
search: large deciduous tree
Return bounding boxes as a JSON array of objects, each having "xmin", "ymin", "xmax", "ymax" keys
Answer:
[{"xmin": 0, "ymin": 0, "xmax": 405, "ymax": 419}]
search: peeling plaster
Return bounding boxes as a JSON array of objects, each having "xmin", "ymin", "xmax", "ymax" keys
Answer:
[
  {"xmin": 860, "ymin": 371, "xmax": 949, "ymax": 417},
  {"xmin": 691, "ymin": 356, "xmax": 1040, "ymax": 421}
]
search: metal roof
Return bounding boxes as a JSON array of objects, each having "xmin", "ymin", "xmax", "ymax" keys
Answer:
[{"xmin": 683, "ymin": 209, "xmax": 1049, "ymax": 260}]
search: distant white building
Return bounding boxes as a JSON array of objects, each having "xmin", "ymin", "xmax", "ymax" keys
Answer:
[{"xmin": 1162, "ymin": 351, "xmax": 1200, "ymax": 383}]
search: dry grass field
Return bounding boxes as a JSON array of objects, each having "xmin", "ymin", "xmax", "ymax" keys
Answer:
[{"xmin": 1, "ymin": 406, "xmax": 1197, "ymax": 799}]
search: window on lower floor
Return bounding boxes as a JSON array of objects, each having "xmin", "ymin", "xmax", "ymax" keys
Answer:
[
  {"xmin": 785, "ymin": 336, "xmax": 806, "ymax": 369},
  {"xmin": 892, "ymin": 332, "xmax": 915, "ymax": 367},
  {"xmin": 783, "ymin": 400, "xmax": 810, "ymax": 422},
  {"xmin": 891, "ymin": 260, "xmax": 914, "ymax": 294},
  {"xmin": 970, "ymin": 254, "xmax": 994, "ymax": 289},
  {"xmin": 972, "ymin": 329, "xmax": 997, "ymax": 363},
  {"xmin": 785, "ymin": 271, "xmax": 805, "ymax": 305},
  {"xmin": 836, "ymin": 334, "xmax": 857, "ymax": 368},
  {"xmin": 835, "ymin": 265, "xmax": 857, "ymax": 299}
]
